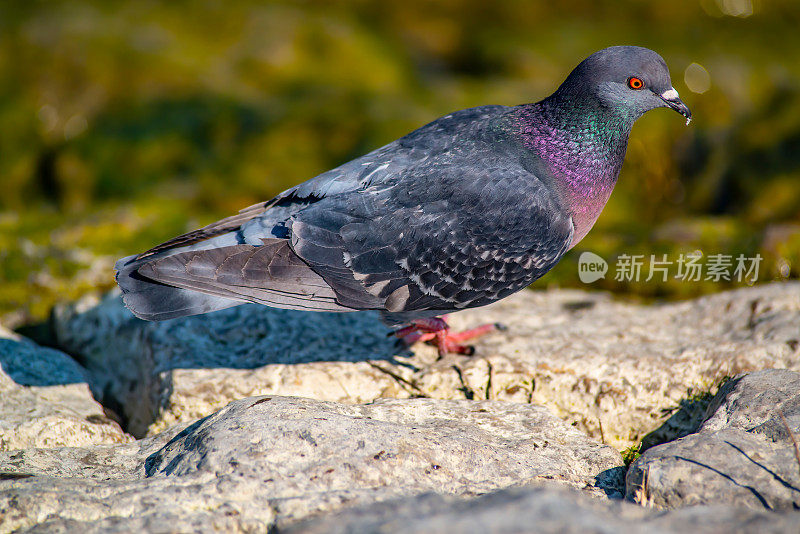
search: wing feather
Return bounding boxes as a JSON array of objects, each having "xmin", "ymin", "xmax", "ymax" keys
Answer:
[{"xmin": 135, "ymin": 239, "xmax": 348, "ymax": 312}]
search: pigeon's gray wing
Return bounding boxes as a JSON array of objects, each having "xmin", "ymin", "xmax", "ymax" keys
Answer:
[
  {"xmin": 116, "ymin": 106, "xmax": 514, "ymax": 321},
  {"xmin": 288, "ymin": 160, "xmax": 575, "ymax": 324}
]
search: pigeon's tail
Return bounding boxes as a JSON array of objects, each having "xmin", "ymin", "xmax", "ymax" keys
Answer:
[
  {"xmin": 115, "ymin": 254, "xmax": 245, "ymax": 321},
  {"xmin": 115, "ymin": 237, "xmax": 355, "ymax": 321}
]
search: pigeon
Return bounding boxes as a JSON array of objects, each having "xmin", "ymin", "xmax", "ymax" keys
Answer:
[{"xmin": 116, "ymin": 45, "xmax": 691, "ymax": 356}]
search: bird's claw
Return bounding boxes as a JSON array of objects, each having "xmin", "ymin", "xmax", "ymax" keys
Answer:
[{"xmin": 392, "ymin": 318, "xmax": 503, "ymax": 358}]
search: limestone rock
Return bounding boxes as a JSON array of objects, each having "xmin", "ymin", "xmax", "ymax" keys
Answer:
[
  {"xmin": 286, "ymin": 485, "xmax": 800, "ymax": 534},
  {"xmin": 0, "ymin": 423, "xmax": 187, "ymax": 482},
  {"xmin": 0, "ymin": 473, "xmax": 276, "ymax": 533},
  {"xmin": 51, "ymin": 291, "xmax": 401, "ymax": 437},
  {"xmin": 627, "ymin": 369, "xmax": 800, "ymax": 510},
  {"xmin": 700, "ymin": 369, "xmax": 800, "ymax": 438},
  {"xmin": 51, "ymin": 283, "xmax": 800, "ymax": 448},
  {"xmin": 0, "ymin": 395, "xmax": 622, "ymax": 532},
  {"xmin": 145, "ymin": 395, "xmax": 625, "ymax": 520},
  {"xmin": 0, "ymin": 326, "xmax": 131, "ymax": 451}
]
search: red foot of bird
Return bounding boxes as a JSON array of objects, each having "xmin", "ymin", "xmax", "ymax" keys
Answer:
[{"xmin": 392, "ymin": 316, "xmax": 507, "ymax": 358}]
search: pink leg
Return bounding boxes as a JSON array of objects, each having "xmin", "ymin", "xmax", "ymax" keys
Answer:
[
  {"xmin": 446, "ymin": 322, "xmax": 504, "ymax": 343},
  {"xmin": 392, "ymin": 317, "xmax": 506, "ymax": 358}
]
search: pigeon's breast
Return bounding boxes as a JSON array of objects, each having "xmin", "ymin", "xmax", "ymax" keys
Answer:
[
  {"xmin": 514, "ymin": 108, "xmax": 627, "ymax": 247},
  {"xmin": 552, "ymin": 161, "xmax": 618, "ymax": 245},
  {"xmin": 526, "ymin": 136, "xmax": 620, "ymax": 246}
]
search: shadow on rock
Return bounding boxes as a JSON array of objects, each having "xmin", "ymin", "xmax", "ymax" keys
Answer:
[{"xmin": 46, "ymin": 291, "xmax": 410, "ymax": 437}]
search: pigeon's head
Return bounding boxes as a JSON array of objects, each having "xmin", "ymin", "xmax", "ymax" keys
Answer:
[{"xmin": 558, "ymin": 46, "xmax": 692, "ymax": 125}]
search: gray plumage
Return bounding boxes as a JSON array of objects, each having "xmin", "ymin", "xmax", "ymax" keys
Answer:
[{"xmin": 116, "ymin": 46, "xmax": 690, "ymax": 324}]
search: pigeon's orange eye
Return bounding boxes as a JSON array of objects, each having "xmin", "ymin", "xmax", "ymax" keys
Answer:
[{"xmin": 628, "ymin": 77, "xmax": 645, "ymax": 90}]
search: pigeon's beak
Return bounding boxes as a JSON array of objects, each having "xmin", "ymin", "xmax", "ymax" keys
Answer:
[{"xmin": 659, "ymin": 88, "xmax": 692, "ymax": 125}]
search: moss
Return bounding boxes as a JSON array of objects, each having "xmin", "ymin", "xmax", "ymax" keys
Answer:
[{"xmin": 621, "ymin": 446, "xmax": 641, "ymax": 468}]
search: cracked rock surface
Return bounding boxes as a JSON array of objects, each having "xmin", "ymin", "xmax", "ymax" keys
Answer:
[
  {"xmin": 51, "ymin": 282, "xmax": 800, "ymax": 448},
  {"xmin": 1, "ymin": 395, "xmax": 623, "ymax": 532},
  {"xmin": 627, "ymin": 369, "xmax": 800, "ymax": 511},
  {"xmin": 3, "ymin": 284, "xmax": 800, "ymax": 531},
  {"xmin": 286, "ymin": 485, "xmax": 800, "ymax": 534},
  {"xmin": 0, "ymin": 326, "xmax": 131, "ymax": 451}
]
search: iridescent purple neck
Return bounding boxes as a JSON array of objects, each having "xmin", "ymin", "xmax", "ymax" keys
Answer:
[{"xmin": 514, "ymin": 97, "xmax": 633, "ymax": 245}]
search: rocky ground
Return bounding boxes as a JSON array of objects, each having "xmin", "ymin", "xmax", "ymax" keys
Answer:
[{"xmin": 1, "ymin": 282, "xmax": 799, "ymax": 532}]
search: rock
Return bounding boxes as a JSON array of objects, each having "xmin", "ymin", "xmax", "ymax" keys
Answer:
[
  {"xmin": 700, "ymin": 369, "xmax": 800, "ymax": 439},
  {"xmin": 627, "ymin": 369, "xmax": 800, "ymax": 510},
  {"xmin": 51, "ymin": 283, "xmax": 800, "ymax": 448},
  {"xmin": 145, "ymin": 396, "xmax": 625, "ymax": 503},
  {"xmin": 0, "ymin": 395, "xmax": 622, "ymax": 531},
  {"xmin": 286, "ymin": 485, "xmax": 800, "ymax": 534},
  {"xmin": 0, "ymin": 326, "xmax": 131, "ymax": 451},
  {"xmin": 0, "ymin": 423, "xmax": 188, "ymax": 482},
  {"xmin": 50, "ymin": 291, "xmax": 401, "ymax": 437},
  {"xmin": 0, "ymin": 472, "xmax": 276, "ymax": 533}
]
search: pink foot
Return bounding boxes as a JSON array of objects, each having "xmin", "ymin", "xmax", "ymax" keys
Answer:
[{"xmin": 392, "ymin": 317, "xmax": 506, "ymax": 358}]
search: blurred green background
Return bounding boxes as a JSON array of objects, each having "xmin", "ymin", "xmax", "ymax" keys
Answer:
[{"xmin": 1, "ymin": 0, "xmax": 799, "ymax": 328}]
